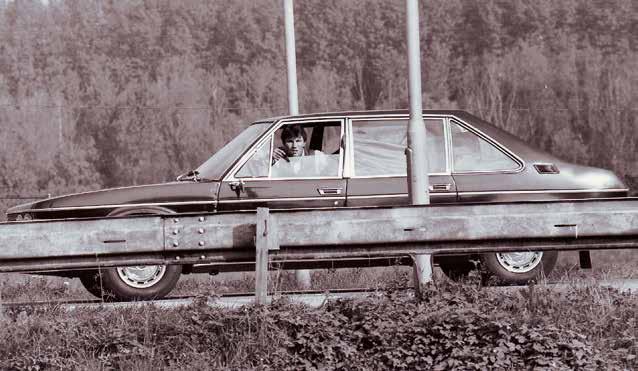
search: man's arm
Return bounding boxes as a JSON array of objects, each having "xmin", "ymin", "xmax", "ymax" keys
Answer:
[{"xmin": 272, "ymin": 147, "xmax": 290, "ymax": 165}]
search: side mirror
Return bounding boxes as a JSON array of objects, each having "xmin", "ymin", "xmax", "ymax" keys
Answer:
[{"xmin": 229, "ymin": 180, "xmax": 245, "ymax": 197}]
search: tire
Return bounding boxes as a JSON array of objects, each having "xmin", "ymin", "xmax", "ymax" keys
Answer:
[
  {"xmin": 480, "ymin": 250, "xmax": 558, "ymax": 285},
  {"xmin": 99, "ymin": 264, "xmax": 182, "ymax": 301},
  {"xmin": 438, "ymin": 256, "xmax": 477, "ymax": 281},
  {"xmin": 80, "ymin": 207, "xmax": 182, "ymax": 301}
]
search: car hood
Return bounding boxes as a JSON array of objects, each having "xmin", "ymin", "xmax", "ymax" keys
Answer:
[{"xmin": 7, "ymin": 181, "xmax": 221, "ymax": 215}]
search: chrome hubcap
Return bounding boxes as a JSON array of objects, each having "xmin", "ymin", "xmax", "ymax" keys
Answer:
[
  {"xmin": 496, "ymin": 251, "xmax": 543, "ymax": 273},
  {"xmin": 117, "ymin": 265, "xmax": 166, "ymax": 288}
]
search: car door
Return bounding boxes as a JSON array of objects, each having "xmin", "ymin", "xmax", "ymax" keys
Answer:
[
  {"xmin": 448, "ymin": 118, "xmax": 525, "ymax": 203},
  {"xmin": 345, "ymin": 116, "xmax": 457, "ymax": 207},
  {"xmin": 217, "ymin": 119, "xmax": 347, "ymax": 210}
]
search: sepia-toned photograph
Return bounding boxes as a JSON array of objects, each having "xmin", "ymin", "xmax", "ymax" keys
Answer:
[{"xmin": 0, "ymin": 0, "xmax": 636, "ymax": 369}]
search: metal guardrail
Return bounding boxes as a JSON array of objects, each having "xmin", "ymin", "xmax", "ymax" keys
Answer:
[{"xmin": 0, "ymin": 198, "xmax": 637, "ymax": 275}]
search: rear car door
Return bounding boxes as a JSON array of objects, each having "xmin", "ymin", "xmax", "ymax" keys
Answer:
[
  {"xmin": 218, "ymin": 119, "xmax": 347, "ymax": 210},
  {"xmin": 448, "ymin": 118, "xmax": 525, "ymax": 202},
  {"xmin": 345, "ymin": 115, "xmax": 457, "ymax": 207}
]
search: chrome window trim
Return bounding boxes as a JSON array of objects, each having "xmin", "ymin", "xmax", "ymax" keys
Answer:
[
  {"xmin": 348, "ymin": 115, "xmax": 450, "ymax": 178},
  {"xmin": 347, "ymin": 172, "xmax": 449, "ymax": 179},
  {"xmin": 444, "ymin": 117, "xmax": 453, "ymax": 174},
  {"xmin": 448, "ymin": 117, "xmax": 525, "ymax": 174},
  {"xmin": 238, "ymin": 176, "xmax": 342, "ymax": 183},
  {"xmin": 343, "ymin": 118, "xmax": 355, "ymax": 178},
  {"xmin": 225, "ymin": 117, "xmax": 346, "ymax": 182},
  {"xmin": 17, "ymin": 200, "xmax": 218, "ymax": 214}
]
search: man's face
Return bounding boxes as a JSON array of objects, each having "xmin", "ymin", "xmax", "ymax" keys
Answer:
[{"xmin": 283, "ymin": 135, "xmax": 305, "ymax": 157}]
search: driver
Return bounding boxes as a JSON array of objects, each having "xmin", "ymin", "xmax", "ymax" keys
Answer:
[{"xmin": 271, "ymin": 125, "xmax": 327, "ymax": 177}]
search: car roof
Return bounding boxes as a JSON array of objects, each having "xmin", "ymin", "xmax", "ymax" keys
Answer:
[{"xmin": 257, "ymin": 109, "xmax": 473, "ymax": 123}]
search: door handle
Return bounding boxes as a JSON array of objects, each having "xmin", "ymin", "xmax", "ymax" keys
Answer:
[
  {"xmin": 317, "ymin": 187, "xmax": 342, "ymax": 195},
  {"xmin": 429, "ymin": 183, "xmax": 452, "ymax": 192}
]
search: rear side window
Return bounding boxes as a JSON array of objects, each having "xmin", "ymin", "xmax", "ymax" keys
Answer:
[
  {"xmin": 450, "ymin": 121, "xmax": 519, "ymax": 172},
  {"xmin": 352, "ymin": 118, "xmax": 446, "ymax": 176}
]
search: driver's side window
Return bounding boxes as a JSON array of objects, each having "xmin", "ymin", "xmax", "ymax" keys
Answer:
[
  {"xmin": 235, "ymin": 121, "xmax": 342, "ymax": 179},
  {"xmin": 235, "ymin": 136, "xmax": 272, "ymax": 178}
]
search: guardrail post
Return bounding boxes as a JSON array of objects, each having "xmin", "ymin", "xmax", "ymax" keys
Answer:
[
  {"xmin": 255, "ymin": 208, "xmax": 279, "ymax": 305},
  {"xmin": 412, "ymin": 254, "xmax": 433, "ymax": 297}
]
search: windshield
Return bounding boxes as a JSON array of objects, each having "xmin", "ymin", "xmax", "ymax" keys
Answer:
[{"xmin": 196, "ymin": 122, "xmax": 272, "ymax": 180}]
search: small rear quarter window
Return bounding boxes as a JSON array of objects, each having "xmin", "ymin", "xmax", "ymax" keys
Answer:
[{"xmin": 451, "ymin": 121, "xmax": 519, "ymax": 172}]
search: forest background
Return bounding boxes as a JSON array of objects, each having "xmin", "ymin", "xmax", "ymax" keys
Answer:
[{"xmin": 0, "ymin": 0, "xmax": 636, "ymax": 214}]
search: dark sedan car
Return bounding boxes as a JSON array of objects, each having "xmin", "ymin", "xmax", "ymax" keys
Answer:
[{"xmin": 7, "ymin": 110, "xmax": 628, "ymax": 300}]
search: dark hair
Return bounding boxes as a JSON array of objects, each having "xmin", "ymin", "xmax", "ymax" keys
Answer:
[{"xmin": 281, "ymin": 124, "xmax": 307, "ymax": 142}]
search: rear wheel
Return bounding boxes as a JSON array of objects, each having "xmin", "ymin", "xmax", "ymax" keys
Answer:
[
  {"xmin": 480, "ymin": 250, "xmax": 558, "ymax": 285},
  {"xmin": 78, "ymin": 207, "xmax": 182, "ymax": 301}
]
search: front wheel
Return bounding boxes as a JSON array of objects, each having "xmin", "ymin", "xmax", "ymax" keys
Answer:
[
  {"xmin": 80, "ymin": 265, "xmax": 183, "ymax": 301},
  {"xmin": 78, "ymin": 207, "xmax": 183, "ymax": 301},
  {"xmin": 480, "ymin": 250, "xmax": 558, "ymax": 285},
  {"xmin": 99, "ymin": 264, "xmax": 182, "ymax": 301}
]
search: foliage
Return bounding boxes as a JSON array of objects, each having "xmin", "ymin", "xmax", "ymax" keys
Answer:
[
  {"xmin": 0, "ymin": 0, "xmax": 635, "ymax": 207},
  {"xmin": 1, "ymin": 281, "xmax": 636, "ymax": 370}
]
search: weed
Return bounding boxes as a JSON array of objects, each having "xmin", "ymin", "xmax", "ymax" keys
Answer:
[{"xmin": 0, "ymin": 280, "xmax": 636, "ymax": 370}]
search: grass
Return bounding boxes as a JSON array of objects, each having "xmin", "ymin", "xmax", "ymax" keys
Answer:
[
  {"xmin": 0, "ymin": 279, "xmax": 636, "ymax": 369},
  {"xmin": 0, "ymin": 249, "xmax": 636, "ymax": 369}
]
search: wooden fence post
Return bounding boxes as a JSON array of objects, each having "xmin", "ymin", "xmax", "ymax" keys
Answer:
[{"xmin": 255, "ymin": 208, "xmax": 279, "ymax": 305}]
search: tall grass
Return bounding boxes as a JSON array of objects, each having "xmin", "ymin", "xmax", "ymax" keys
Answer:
[{"xmin": 0, "ymin": 280, "xmax": 636, "ymax": 369}]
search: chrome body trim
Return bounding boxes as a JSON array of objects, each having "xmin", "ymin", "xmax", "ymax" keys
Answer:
[
  {"xmin": 14, "ymin": 200, "xmax": 218, "ymax": 214},
  {"xmin": 217, "ymin": 196, "xmax": 344, "ymax": 204},
  {"xmin": 346, "ymin": 188, "xmax": 628, "ymax": 200},
  {"xmin": 347, "ymin": 193, "xmax": 445, "ymax": 200},
  {"xmin": 458, "ymin": 188, "xmax": 628, "ymax": 196}
]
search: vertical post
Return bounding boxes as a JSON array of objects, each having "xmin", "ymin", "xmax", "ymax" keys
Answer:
[
  {"xmin": 406, "ymin": 0, "xmax": 432, "ymax": 292},
  {"xmin": 405, "ymin": 0, "xmax": 430, "ymax": 205},
  {"xmin": 284, "ymin": 0, "xmax": 299, "ymax": 115},
  {"xmin": 283, "ymin": 0, "xmax": 311, "ymax": 289},
  {"xmin": 412, "ymin": 254, "xmax": 433, "ymax": 297},
  {"xmin": 255, "ymin": 207, "xmax": 277, "ymax": 305}
]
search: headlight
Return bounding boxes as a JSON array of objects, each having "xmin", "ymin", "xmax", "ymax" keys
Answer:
[
  {"xmin": 15, "ymin": 214, "xmax": 23, "ymax": 221},
  {"xmin": 23, "ymin": 213, "xmax": 32, "ymax": 221}
]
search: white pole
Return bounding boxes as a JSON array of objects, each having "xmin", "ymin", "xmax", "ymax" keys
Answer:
[
  {"xmin": 405, "ymin": 0, "xmax": 430, "ymax": 205},
  {"xmin": 406, "ymin": 0, "xmax": 432, "ymax": 289},
  {"xmin": 283, "ymin": 0, "xmax": 311, "ymax": 289},
  {"xmin": 284, "ymin": 0, "xmax": 299, "ymax": 115}
]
